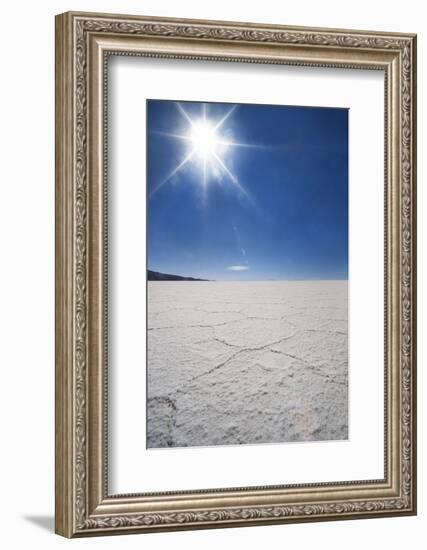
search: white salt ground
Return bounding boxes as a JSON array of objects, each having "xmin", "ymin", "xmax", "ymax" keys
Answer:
[{"xmin": 147, "ymin": 281, "xmax": 348, "ymax": 448}]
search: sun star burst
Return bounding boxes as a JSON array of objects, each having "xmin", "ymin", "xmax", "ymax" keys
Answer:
[{"xmin": 150, "ymin": 102, "xmax": 248, "ymax": 198}]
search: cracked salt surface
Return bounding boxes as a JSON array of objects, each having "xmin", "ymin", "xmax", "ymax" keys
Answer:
[{"xmin": 147, "ymin": 281, "xmax": 348, "ymax": 448}]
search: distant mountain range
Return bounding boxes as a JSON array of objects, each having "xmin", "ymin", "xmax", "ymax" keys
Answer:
[{"xmin": 147, "ymin": 270, "xmax": 209, "ymax": 282}]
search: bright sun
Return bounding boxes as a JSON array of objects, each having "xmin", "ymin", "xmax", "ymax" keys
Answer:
[
  {"xmin": 190, "ymin": 120, "xmax": 218, "ymax": 159},
  {"xmin": 151, "ymin": 102, "xmax": 254, "ymax": 198}
]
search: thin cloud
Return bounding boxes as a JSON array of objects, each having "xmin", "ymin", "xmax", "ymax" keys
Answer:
[{"xmin": 227, "ymin": 265, "xmax": 249, "ymax": 271}]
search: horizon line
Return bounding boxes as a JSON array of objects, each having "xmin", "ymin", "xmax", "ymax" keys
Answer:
[
  {"xmin": 146, "ymin": 268, "xmax": 349, "ymax": 283},
  {"xmin": 147, "ymin": 268, "xmax": 348, "ymax": 282},
  {"xmin": 148, "ymin": 278, "xmax": 349, "ymax": 282}
]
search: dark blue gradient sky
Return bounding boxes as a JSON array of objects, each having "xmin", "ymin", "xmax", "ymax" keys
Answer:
[{"xmin": 147, "ymin": 100, "xmax": 348, "ymax": 281}]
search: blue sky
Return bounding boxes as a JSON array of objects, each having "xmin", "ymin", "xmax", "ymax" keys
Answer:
[{"xmin": 147, "ymin": 100, "xmax": 348, "ymax": 281}]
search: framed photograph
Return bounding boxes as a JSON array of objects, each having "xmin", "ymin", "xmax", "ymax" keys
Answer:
[{"xmin": 55, "ymin": 11, "xmax": 417, "ymax": 537}]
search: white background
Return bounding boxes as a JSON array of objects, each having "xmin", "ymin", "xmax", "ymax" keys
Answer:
[
  {"xmin": 109, "ymin": 59, "xmax": 384, "ymax": 493},
  {"xmin": 0, "ymin": 1, "xmax": 424, "ymax": 548}
]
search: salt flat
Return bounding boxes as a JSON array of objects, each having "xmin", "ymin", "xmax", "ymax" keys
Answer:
[{"xmin": 147, "ymin": 281, "xmax": 348, "ymax": 448}]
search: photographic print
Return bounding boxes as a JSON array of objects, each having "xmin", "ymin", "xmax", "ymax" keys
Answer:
[{"xmin": 147, "ymin": 99, "xmax": 348, "ymax": 449}]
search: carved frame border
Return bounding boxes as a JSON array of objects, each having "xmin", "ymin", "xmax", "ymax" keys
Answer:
[{"xmin": 55, "ymin": 11, "xmax": 416, "ymax": 538}]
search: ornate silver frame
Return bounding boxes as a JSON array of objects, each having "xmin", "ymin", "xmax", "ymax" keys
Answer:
[{"xmin": 55, "ymin": 11, "xmax": 417, "ymax": 537}]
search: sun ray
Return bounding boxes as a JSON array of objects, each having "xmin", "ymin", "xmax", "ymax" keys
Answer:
[
  {"xmin": 176, "ymin": 102, "xmax": 194, "ymax": 126},
  {"xmin": 213, "ymin": 105, "xmax": 237, "ymax": 131},
  {"xmin": 203, "ymin": 156, "xmax": 207, "ymax": 188},
  {"xmin": 217, "ymin": 140, "xmax": 270, "ymax": 150},
  {"xmin": 213, "ymin": 152, "xmax": 251, "ymax": 200},
  {"xmin": 150, "ymin": 148, "xmax": 196, "ymax": 197},
  {"xmin": 154, "ymin": 130, "xmax": 192, "ymax": 141},
  {"xmin": 212, "ymin": 153, "xmax": 238, "ymax": 184}
]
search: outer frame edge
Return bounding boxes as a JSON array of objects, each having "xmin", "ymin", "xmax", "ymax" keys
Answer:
[
  {"xmin": 54, "ymin": 11, "xmax": 417, "ymax": 537},
  {"xmin": 55, "ymin": 11, "xmax": 75, "ymax": 539}
]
